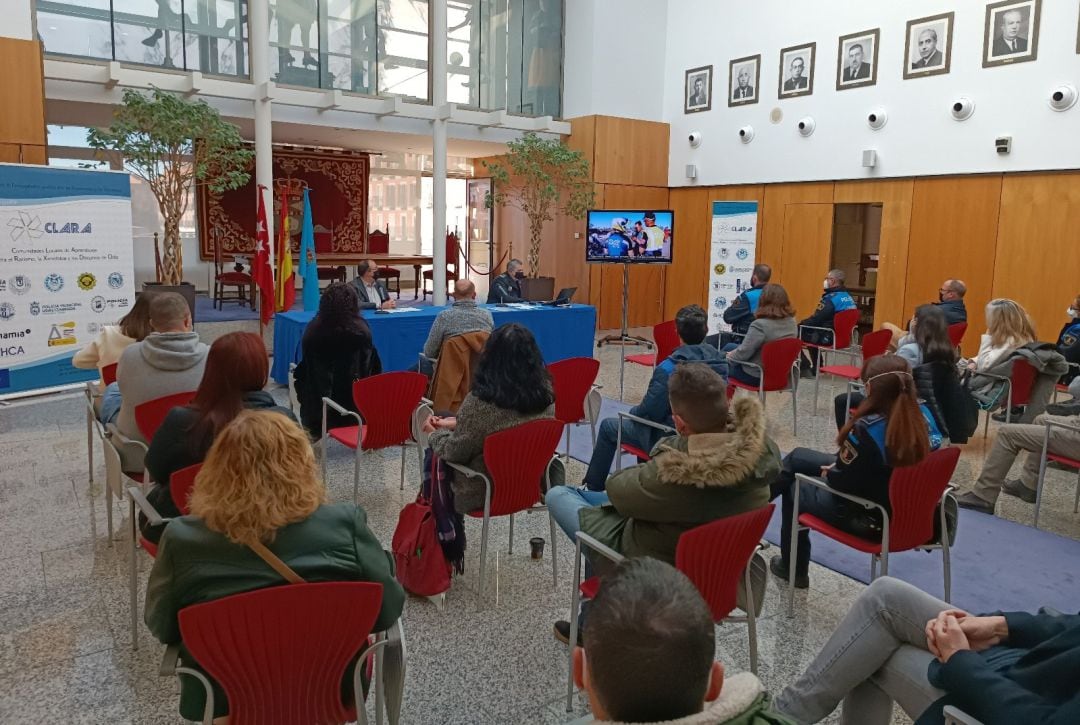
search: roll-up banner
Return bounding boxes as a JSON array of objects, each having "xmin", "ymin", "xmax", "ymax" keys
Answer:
[{"xmin": 708, "ymin": 201, "xmax": 759, "ymax": 335}]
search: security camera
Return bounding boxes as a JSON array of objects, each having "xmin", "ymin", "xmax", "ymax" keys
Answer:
[
  {"xmin": 688, "ymin": 131, "xmax": 703, "ymax": 148},
  {"xmin": 738, "ymin": 126, "xmax": 754, "ymax": 143},
  {"xmin": 1049, "ymin": 84, "xmax": 1078, "ymax": 111},
  {"xmin": 797, "ymin": 117, "xmax": 815, "ymax": 137},
  {"xmin": 950, "ymin": 97, "xmax": 975, "ymax": 121},
  {"xmin": 867, "ymin": 108, "xmax": 887, "ymax": 130}
]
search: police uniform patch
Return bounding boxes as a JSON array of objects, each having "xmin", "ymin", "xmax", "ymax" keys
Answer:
[
  {"xmin": 839, "ymin": 439, "xmax": 859, "ymax": 465},
  {"xmin": 1064, "ymin": 334, "xmax": 1077, "ymax": 347}
]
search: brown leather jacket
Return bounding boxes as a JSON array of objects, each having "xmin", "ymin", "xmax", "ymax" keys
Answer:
[{"xmin": 430, "ymin": 331, "xmax": 489, "ymax": 413}]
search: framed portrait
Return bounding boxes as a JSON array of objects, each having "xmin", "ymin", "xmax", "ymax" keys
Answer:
[
  {"xmin": 778, "ymin": 42, "xmax": 815, "ymax": 99},
  {"xmin": 904, "ymin": 12, "xmax": 954, "ymax": 79},
  {"xmin": 728, "ymin": 55, "xmax": 761, "ymax": 107},
  {"xmin": 836, "ymin": 28, "xmax": 880, "ymax": 91},
  {"xmin": 684, "ymin": 65, "xmax": 713, "ymax": 114},
  {"xmin": 983, "ymin": 0, "xmax": 1041, "ymax": 68}
]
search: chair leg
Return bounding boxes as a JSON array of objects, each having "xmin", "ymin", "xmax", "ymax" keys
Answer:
[
  {"xmin": 1034, "ymin": 429, "xmax": 1051, "ymax": 530},
  {"xmin": 942, "ymin": 541, "xmax": 952, "ymax": 604},
  {"xmin": 548, "ymin": 508, "xmax": 559, "ymax": 589},
  {"xmin": 814, "ymin": 369, "xmax": 821, "ymax": 413},
  {"xmin": 86, "ymin": 407, "xmax": 94, "ymax": 488},
  {"xmin": 353, "ymin": 446, "xmax": 362, "ymax": 504},
  {"xmin": 1074, "ymin": 469, "xmax": 1080, "ymax": 514},
  {"xmin": 787, "ymin": 490, "xmax": 800, "ymax": 616},
  {"xmin": 790, "ymin": 373, "xmax": 798, "ymax": 436},
  {"xmin": 478, "ymin": 512, "xmax": 490, "ymax": 595},
  {"xmin": 744, "ymin": 565, "xmax": 759, "ymax": 674},
  {"xmin": 566, "ymin": 539, "xmax": 583, "ymax": 712},
  {"xmin": 870, "ymin": 555, "xmax": 878, "ymax": 581},
  {"xmin": 129, "ymin": 498, "xmax": 139, "ymax": 650},
  {"xmin": 399, "ymin": 445, "xmax": 406, "ymax": 491},
  {"xmin": 508, "ymin": 513, "xmax": 515, "ymax": 555},
  {"xmin": 321, "ymin": 435, "xmax": 329, "ymax": 487}
]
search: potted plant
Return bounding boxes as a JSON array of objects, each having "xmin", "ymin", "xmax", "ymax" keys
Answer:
[
  {"xmin": 483, "ymin": 132, "xmax": 593, "ymax": 301},
  {"xmin": 88, "ymin": 87, "xmax": 253, "ymax": 318}
]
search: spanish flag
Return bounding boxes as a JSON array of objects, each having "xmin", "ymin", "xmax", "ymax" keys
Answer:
[{"xmin": 275, "ymin": 186, "xmax": 296, "ymax": 312}]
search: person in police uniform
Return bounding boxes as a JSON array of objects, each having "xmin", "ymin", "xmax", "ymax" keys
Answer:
[
  {"xmin": 798, "ymin": 268, "xmax": 857, "ymax": 377},
  {"xmin": 1057, "ymin": 294, "xmax": 1080, "ymax": 389},
  {"xmin": 706, "ymin": 263, "xmax": 772, "ymax": 349},
  {"xmin": 487, "ymin": 258, "xmax": 525, "ymax": 303}
]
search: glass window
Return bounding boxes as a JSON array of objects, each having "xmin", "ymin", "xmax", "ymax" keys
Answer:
[
  {"xmin": 184, "ymin": 0, "xmax": 249, "ymax": 77},
  {"xmin": 37, "ymin": 0, "xmax": 114, "ymax": 60},
  {"xmin": 378, "ymin": 0, "xmax": 429, "ymax": 99}
]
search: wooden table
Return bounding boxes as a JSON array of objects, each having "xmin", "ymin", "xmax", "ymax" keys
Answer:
[{"xmin": 306, "ymin": 254, "xmax": 434, "ymax": 299}]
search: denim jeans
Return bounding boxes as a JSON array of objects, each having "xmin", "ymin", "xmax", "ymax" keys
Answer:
[
  {"xmin": 99, "ymin": 382, "xmax": 122, "ymax": 425},
  {"xmin": 583, "ymin": 417, "xmax": 652, "ymax": 491},
  {"xmin": 773, "ymin": 448, "xmax": 846, "ymax": 578},
  {"xmin": 773, "ymin": 577, "xmax": 947, "ymax": 725},
  {"xmin": 547, "ymin": 486, "xmax": 610, "ymax": 541}
]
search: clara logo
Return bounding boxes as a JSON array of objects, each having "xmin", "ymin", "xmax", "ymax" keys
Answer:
[
  {"xmin": 9, "ymin": 275, "xmax": 31, "ymax": 295},
  {"xmin": 107, "ymin": 272, "xmax": 123, "ymax": 289},
  {"xmin": 91, "ymin": 296, "xmax": 106, "ymax": 313},
  {"xmin": 44, "ymin": 273, "xmax": 63, "ymax": 292},
  {"xmin": 736, "ymin": 248, "xmax": 750, "ymax": 260},
  {"xmin": 77, "ymin": 273, "xmax": 96, "ymax": 291},
  {"xmin": 0, "ymin": 302, "xmax": 15, "ymax": 320},
  {"xmin": 44, "ymin": 221, "xmax": 93, "ymax": 233},
  {"xmin": 7, "ymin": 210, "xmax": 42, "ymax": 241}
]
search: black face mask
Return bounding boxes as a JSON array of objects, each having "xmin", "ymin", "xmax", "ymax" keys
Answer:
[
  {"xmin": 371, "ymin": 270, "xmax": 380, "ymax": 279},
  {"xmin": 514, "ymin": 271, "xmax": 525, "ymax": 280},
  {"xmin": 938, "ymin": 292, "xmax": 945, "ymax": 303}
]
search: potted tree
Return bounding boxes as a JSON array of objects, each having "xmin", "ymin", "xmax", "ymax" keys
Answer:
[
  {"xmin": 483, "ymin": 132, "xmax": 593, "ymax": 301},
  {"xmin": 88, "ymin": 87, "xmax": 253, "ymax": 318}
]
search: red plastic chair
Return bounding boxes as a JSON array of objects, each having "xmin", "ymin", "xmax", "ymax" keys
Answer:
[
  {"xmin": 800, "ymin": 307, "xmax": 860, "ymax": 357},
  {"xmin": 727, "ymin": 337, "xmax": 803, "ymax": 434},
  {"xmin": 1032, "ymin": 417, "xmax": 1080, "ymax": 530},
  {"xmin": 816, "ymin": 328, "xmax": 892, "ymax": 413},
  {"xmin": 564, "ymin": 504, "xmax": 775, "ymax": 711},
  {"xmin": 625, "ymin": 319, "xmax": 679, "ymax": 368},
  {"xmin": 102, "ymin": 362, "xmax": 119, "ymax": 385},
  {"xmin": 788, "ymin": 446, "xmax": 961, "ymax": 613},
  {"xmin": 85, "ymin": 362, "xmax": 121, "ymax": 510},
  {"xmin": 614, "ymin": 411, "xmax": 675, "ymax": 472},
  {"xmin": 947, "ymin": 322, "xmax": 968, "ymax": 349},
  {"xmin": 547, "ymin": 357, "xmax": 601, "ymax": 457},
  {"xmin": 445, "ymin": 418, "xmax": 564, "ymax": 594},
  {"xmin": 322, "ymin": 372, "xmax": 428, "ymax": 501},
  {"xmin": 172, "ymin": 582, "xmax": 394, "ymax": 725},
  {"xmin": 135, "ymin": 391, "xmax": 197, "ymax": 441},
  {"xmin": 976, "ymin": 359, "xmax": 1038, "ymax": 438}
]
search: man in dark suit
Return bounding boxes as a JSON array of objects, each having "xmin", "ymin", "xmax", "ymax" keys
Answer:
[
  {"xmin": 688, "ymin": 77, "xmax": 708, "ymax": 107},
  {"xmin": 911, "ymin": 28, "xmax": 944, "ymax": 69},
  {"xmin": 350, "ymin": 259, "xmax": 395, "ymax": 310},
  {"xmin": 993, "ymin": 9, "xmax": 1028, "ymax": 56},
  {"xmin": 783, "ymin": 56, "xmax": 808, "ymax": 91},
  {"xmin": 486, "ymin": 258, "xmax": 525, "ymax": 303},
  {"xmin": 843, "ymin": 43, "xmax": 871, "ymax": 82},
  {"xmin": 732, "ymin": 66, "xmax": 754, "ymax": 100}
]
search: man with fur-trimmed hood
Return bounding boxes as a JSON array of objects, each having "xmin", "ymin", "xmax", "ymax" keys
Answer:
[{"xmin": 549, "ymin": 363, "xmax": 780, "ymax": 644}]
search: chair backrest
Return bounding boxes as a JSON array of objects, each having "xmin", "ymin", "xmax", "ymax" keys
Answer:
[
  {"xmin": 547, "ymin": 357, "xmax": 600, "ymax": 425},
  {"xmin": 653, "ymin": 319, "xmax": 680, "ymax": 364},
  {"xmin": 178, "ymin": 582, "xmax": 384, "ymax": 725},
  {"xmin": 1009, "ymin": 359, "xmax": 1038, "ymax": 406},
  {"xmin": 169, "ymin": 462, "xmax": 203, "ymax": 514},
  {"xmin": 135, "ymin": 391, "xmax": 197, "ymax": 441},
  {"xmin": 832, "ymin": 308, "xmax": 861, "ymax": 350},
  {"xmin": 759, "ymin": 338, "xmax": 803, "ymax": 392},
  {"xmin": 947, "ymin": 322, "xmax": 968, "ymax": 349},
  {"xmin": 368, "ymin": 228, "xmax": 389, "ymax": 254},
  {"xmin": 887, "ymin": 446, "xmax": 960, "ymax": 551},
  {"xmin": 860, "ymin": 328, "xmax": 892, "ymax": 360},
  {"xmin": 675, "ymin": 504, "xmax": 775, "ymax": 621},
  {"xmin": 351, "ymin": 372, "xmax": 428, "ymax": 450},
  {"xmin": 101, "ymin": 362, "xmax": 119, "ymax": 386},
  {"xmin": 482, "ymin": 418, "xmax": 564, "ymax": 517}
]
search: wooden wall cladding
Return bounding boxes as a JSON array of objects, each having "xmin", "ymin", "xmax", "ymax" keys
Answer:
[
  {"xmin": 780, "ymin": 203, "xmax": 835, "ymax": 320},
  {"xmin": 0, "ymin": 38, "xmax": 46, "ymax": 164},
  {"xmin": 592, "ymin": 116, "xmax": 670, "ymax": 188},
  {"xmin": 758, "ymin": 182, "xmax": 834, "ymax": 284}
]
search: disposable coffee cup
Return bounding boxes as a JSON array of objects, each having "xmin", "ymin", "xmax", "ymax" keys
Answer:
[{"xmin": 529, "ymin": 537, "xmax": 545, "ymax": 560}]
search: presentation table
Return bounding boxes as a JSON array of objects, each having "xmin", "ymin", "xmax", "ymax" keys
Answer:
[{"xmin": 271, "ymin": 303, "xmax": 598, "ymax": 384}]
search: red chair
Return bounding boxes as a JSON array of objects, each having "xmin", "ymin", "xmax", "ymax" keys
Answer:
[
  {"xmin": 169, "ymin": 582, "xmax": 399, "ymax": 725},
  {"xmin": 816, "ymin": 328, "xmax": 892, "ymax": 413},
  {"xmin": 788, "ymin": 447, "xmax": 961, "ymax": 613},
  {"xmin": 1052, "ymin": 362, "xmax": 1079, "ymax": 403},
  {"xmin": 368, "ymin": 228, "xmax": 401, "ymax": 298},
  {"xmin": 547, "ymin": 357, "xmax": 602, "ymax": 457},
  {"xmin": 102, "ymin": 362, "xmax": 119, "ymax": 385},
  {"xmin": 564, "ymin": 505, "xmax": 775, "ymax": 711},
  {"xmin": 614, "ymin": 411, "xmax": 675, "ymax": 471},
  {"xmin": 948, "ymin": 322, "xmax": 968, "ymax": 349},
  {"xmin": 726, "ymin": 337, "xmax": 803, "ymax": 434},
  {"xmin": 444, "ymin": 419, "xmax": 564, "ymax": 594},
  {"xmin": 1033, "ymin": 417, "xmax": 1080, "ymax": 529},
  {"xmin": 976, "ymin": 359, "xmax": 1038, "ymax": 438},
  {"xmin": 624, "ymin": 319, "xmax": 679, "ymax": 368},
  {"xmin": 800, "ymin": 307, "xmax": 860, "ymax": 375},
  {"xmin": 212, "ymin": 237, "xmax": 254, "ymax": 309},
  {"xmin": 322, "ymin": 372, "xmax": 428, "ymax": 501}
]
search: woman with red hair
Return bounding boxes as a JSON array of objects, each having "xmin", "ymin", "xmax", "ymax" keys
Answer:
[{"xmin": 142, "ymin": 331, "xmax": 295, "ymax": 543}]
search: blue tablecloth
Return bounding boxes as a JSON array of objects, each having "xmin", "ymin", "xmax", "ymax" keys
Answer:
[{"xmin": 271, "ymin": 303, "xmax": 598, "ymax": 384}]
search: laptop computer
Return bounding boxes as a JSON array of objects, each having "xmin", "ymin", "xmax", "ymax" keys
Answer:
[{"xmin": 544, "ymin": 287, "xmax": 577, "ymax": 306}]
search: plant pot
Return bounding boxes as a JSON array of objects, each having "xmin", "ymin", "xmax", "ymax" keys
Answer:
[
  {"xmin": 519, "ymin": 276, "xmax": 555, "ymax": 301},
  {"xmin": 142, "ymin": 281, "xmax": 197, "ymax": 322}
]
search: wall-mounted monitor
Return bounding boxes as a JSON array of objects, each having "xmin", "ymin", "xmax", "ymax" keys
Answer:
[{"xmin": 586, "ymin": 209, "xmax": 674, "ymax": 264}]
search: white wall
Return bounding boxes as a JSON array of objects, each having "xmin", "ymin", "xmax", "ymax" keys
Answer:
[
  {"xmin": 564, "ymin": 0, "xmax": 668, "ymax": 122},
  {"xmin": 665, "ymin": 0, "xmax": 1080, "ymax": 186},
  {"xmin": 0, "ymin": 0, "xmax": 33, "ymax": 40}
]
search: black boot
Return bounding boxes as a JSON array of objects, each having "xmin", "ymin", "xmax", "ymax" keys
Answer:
[{"xmin": 142, "ymin": 28, "xmax": 163, "ymax": 46}]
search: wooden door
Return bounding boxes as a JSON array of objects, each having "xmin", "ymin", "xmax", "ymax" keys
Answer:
[{"xmin": 780, "ymin": 203, "xmax": 834, "ymax": 321}]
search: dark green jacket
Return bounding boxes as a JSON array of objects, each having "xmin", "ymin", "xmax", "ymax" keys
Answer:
[
  {"xmin": 145, "ymin": 503, "xmax": 405, "ymax": 720},
  {"xmin": 580, "ymin": 397, "xmax": 780, "ymax": 563}
]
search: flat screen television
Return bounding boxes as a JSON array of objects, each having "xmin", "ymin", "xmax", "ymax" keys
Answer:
[{"xmin": 586, "ymin": 210, "xmax": 674, "ymax": 264}]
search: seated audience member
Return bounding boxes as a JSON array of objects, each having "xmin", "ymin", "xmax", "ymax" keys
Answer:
[
  {"xmin": 1056, "ymin": 293, "xmax": 1080, "ymax": 392},
  {"xmin": 114, "ymin": 293, "xmax": 208, "ymax": 452},
  {"xmin": 349, "ymin": 259, "xmax": 396, "ymax": 310},
  {"xmin": 773, "ymin": 576, "xmax": 1080, "ymax": 725},
  {"xmin": 549, "ymin": 365, "xmax": 779, "ymax": 641},
  {"xmin": 798, "ymin": 269, "xmax": 857, "ymax": 377},
  {"xmin": 705, "ymin": 263, "xmax": 772, "ymax": 348},
  {"xmin": 142, "ymin": 332, "xmax": 295, "ymax": 543},
  {"xmin": 422, "ymin": 279, "xmax": 494, "ymax": 361},
  {"xmin": 583, "ymin": 304, "xmax": 724, "ymax": 492},
  {"xmin": 423, "ymin": 323, "xmax": 563, "ymax": 514},
  {"xmin": 770, "ymin": 356, "xmax": 942, "ymax": 589},
  {"xmin": 79, "ymin": 294, "xmax": 154, "ymax": 423},
  {"xmin": 145, "ymin": 411, "xmax": 405, "ymax": 723},
  {"xmin": 487, "ymin": 258, "xmax": 526, "ymax": 303},
  {"xmin": 955, "ymin": 406, "xmax": 1080, "ymax": 514},
  {"xmin": 293, "ymin": 282, "xmax": 382, "ymax": 438},
  {"xmin": 722, "ymin": 283, "xmax": 798, "ymax": 387},
  {"xmin": 887, "ymin": 279, "xmax": 969, "ymax": 348},
  {"xmin": 571, "ymin": 558, "xmax": 794, "ymax": 725}
]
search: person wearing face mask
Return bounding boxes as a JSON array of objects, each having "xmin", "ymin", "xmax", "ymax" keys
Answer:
[
  {"xmin": 349, "ymin": 259, "xmax": 396, "ymax": 310},
  {"xmin": 487, "ymin": 258, "xmax": 526, "ymax": 303},
  {"xmin": 1056, "ymin": 294, "xmax": 1080, "ymax": 393},
  {"xmin": 797, "ymin": 269, "xmax": 857, "ymax": 377}
]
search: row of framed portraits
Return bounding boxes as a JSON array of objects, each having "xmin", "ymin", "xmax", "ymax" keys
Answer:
[{"xmin": 685, "ymin": 0, "xmax": 1069, "ymax": 113}]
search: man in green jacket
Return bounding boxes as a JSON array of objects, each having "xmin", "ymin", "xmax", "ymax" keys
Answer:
[{"xmin": 549, "ymin": 363, "xmax": 781, "ymax": 643}]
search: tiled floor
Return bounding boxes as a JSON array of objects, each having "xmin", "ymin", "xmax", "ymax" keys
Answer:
[{"xmin": 1, "ymin": 322, "xmax": 1077, "ymax": 724}]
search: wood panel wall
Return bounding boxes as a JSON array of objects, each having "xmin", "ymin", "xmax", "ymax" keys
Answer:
[{"xmin": 0, "ymin": 38, "xmax": 47, "ymax": 164}]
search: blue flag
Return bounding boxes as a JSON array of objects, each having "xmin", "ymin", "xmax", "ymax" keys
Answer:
[{"xmin": 298, "ymin": 188, "xmax": 320, "ymax": 312}]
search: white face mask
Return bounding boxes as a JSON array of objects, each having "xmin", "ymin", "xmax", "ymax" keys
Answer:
[
  {"xmin": 823, "ymin": 279, "xmax": 830, "ymax": 290},
  {"xmin": 1069, "ymin": 308, "xmax": 1079, "ymax": 319}
]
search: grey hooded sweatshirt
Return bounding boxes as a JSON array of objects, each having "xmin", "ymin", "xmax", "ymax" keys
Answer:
[{"xmin": 115, "ymin": 332, "xmax": 209, "ymax": 445}]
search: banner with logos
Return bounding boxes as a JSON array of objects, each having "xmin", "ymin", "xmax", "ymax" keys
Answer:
[
  {"xmin": 707, "ymin": 201, "xmax": 759, "ymax": 335},
  {"xmin": 0, "ymin": 164, "xmax": 134, "ymax": 397}
]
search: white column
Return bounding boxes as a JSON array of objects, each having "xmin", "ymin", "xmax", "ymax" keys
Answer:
[
  {"xmin": 250, "ymin": 0, "xmax": 274, "ymax": 253},
  {"xmin": 431, "ymin": 0, "xmax": 448, "ymax": 306}
]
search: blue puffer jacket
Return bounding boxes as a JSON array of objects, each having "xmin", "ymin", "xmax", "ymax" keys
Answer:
[{"xmin": 629, "ymin": 343, "xmax": 727, "ymax": 451}]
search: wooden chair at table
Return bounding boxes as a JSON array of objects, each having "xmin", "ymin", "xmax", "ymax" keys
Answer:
[
  {"xmin": 212, "ymin": 232, "xmax": 254, "ymax": 309},
  {"xmin": 368, "ymin": 227, "xmax": 400, "ymax": 298}
]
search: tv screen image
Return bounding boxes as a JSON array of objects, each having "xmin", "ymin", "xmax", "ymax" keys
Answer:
[{"xmin": 586, "ymin": 210, "xmax": 674, "ymax": 264}]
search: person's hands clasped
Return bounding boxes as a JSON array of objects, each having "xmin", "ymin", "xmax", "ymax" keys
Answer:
[
  {"xmin": 422, "ymin": 415, "xmax": 457, "ymax": 434},
  {"xmin": 380, "ymin": 299, "xmax": 397, "ymax": 310},
  {"xmin": 927, "ymin": 613, "xmax": 971, "ymax": 663}
]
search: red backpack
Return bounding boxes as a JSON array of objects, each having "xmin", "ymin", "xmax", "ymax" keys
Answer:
[{"xmin": 391, "ymin": 458, "xmax": 452, "ymax": 597}]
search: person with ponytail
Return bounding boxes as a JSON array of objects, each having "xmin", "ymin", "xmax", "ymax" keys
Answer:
[{"xmin": 770, "ymin": 356, "xmax": 943, "ymax": 589}]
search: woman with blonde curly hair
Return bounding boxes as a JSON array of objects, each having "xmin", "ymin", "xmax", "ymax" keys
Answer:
[{"xmin": 144, "ymin": 410, "xmax": 404, "ymax": 722}]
